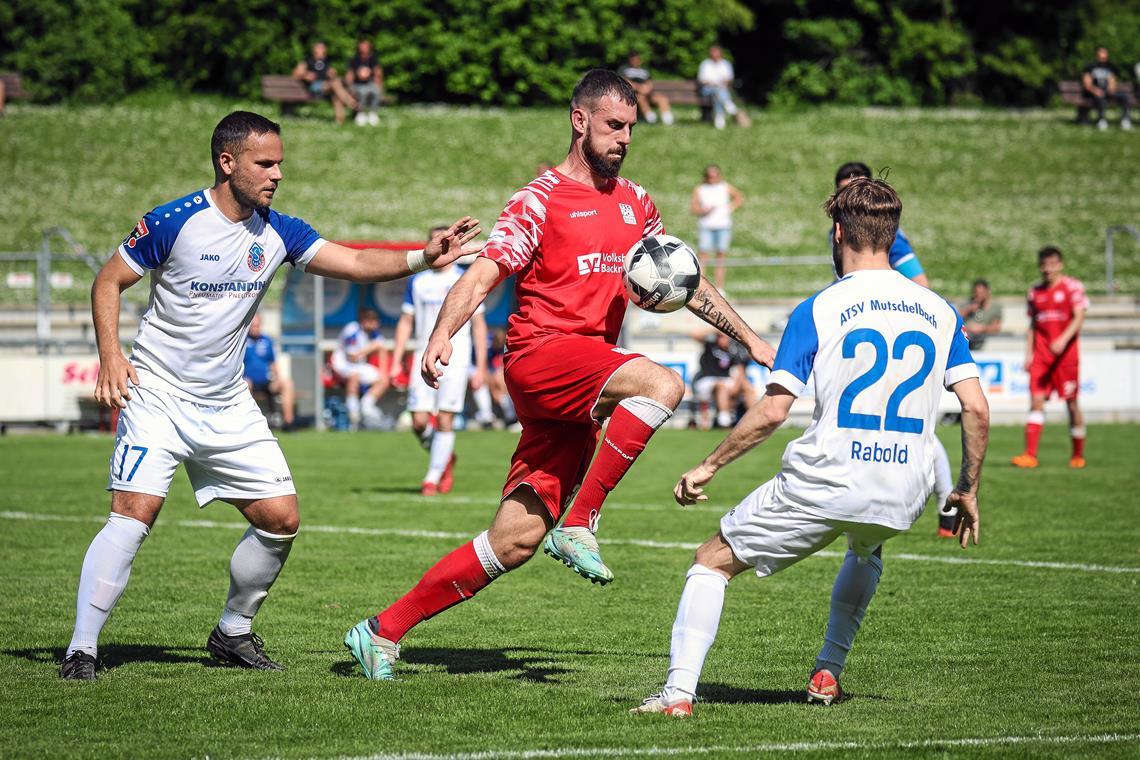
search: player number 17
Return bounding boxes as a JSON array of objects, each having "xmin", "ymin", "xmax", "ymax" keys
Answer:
[
  {"xmin": 837, "ymin": 328, "xmax": 935, "ymax": 434},
  {"xmin": 115, "ymin": 444, "xmax": 149, "ymax": 482}
]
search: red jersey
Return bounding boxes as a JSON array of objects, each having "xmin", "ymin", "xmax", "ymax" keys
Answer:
[
  {"xmin": 1028, "ymin": 275, "xmax": 1089, "ymax": 361},
  {"xmin": 481, "ymin": 169, "xmax": 664, "ymax": 352}
]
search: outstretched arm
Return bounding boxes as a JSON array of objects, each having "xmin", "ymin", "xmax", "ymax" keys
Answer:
[
  {"xmin": 945, "ymin": 377, "xmax": 989, "ymax": 549},
  {"xmin": 306, "ymin": 216, "xmax": 480, "ymax": 283},
  {"xmin": 92, "ymin": 254, "xmax": 143, "ymax": 409},
  {"xmin": 674, "ymin": 388, "xmax": 795, "ymax": 505},
  {"xmin": 421, "ymin": 257, "xmax": 505, "ymax": 388},
  {"xmin": 686, "ymin": 278, "xmax": 776, "ymax": 367}
]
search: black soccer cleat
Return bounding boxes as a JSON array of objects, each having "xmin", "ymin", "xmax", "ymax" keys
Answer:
[
  {"xmin": 206, "ymin": 626, "xmax": 285, "ymax": 671},
  {"xmin": 59, "ymin": 650, "xmax": 97, "ymax": 681}
]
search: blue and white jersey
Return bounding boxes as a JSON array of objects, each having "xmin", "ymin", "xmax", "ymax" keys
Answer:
[
  {"xmin": 402, "ymin": 267, "xmax": 483, "ymax": 359},
  {"xmin": 767, "ymin": 269, "xmax": 978, "ymax": 530},
  {"xmin": 118, "ymin": 189, "xmax": 325, "ymax": 405},
  {"xmin": 335, "ymin": 320, "xmax": 381, "ymax": 362}
]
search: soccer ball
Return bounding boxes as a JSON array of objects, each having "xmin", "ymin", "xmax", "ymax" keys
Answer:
[{"xmin": 623, "ymin": 235, "xmax": 702, "ymax": 313}]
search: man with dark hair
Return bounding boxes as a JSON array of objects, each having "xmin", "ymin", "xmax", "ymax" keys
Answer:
[
  {"xmin": 1082, "ymin": 47, "xmax": 1132, "ymax": 130},
  {"xmin": 633, "ymin": 177, "xmax": 988, "ymax": 716},
  {"xmin": 331, "ymin": 308, "xmax": 389, "ymax": 430},
  {"xmin": 619, "ymin": 52, "xmax": 674, "ymax": 126},
  {"xmin": 343, "ymin": 69, "xmax": 775, "ymax": 680},
  {"xmin": 1012, "ymin": 246, "xmax": 1089, "ymax": 469},
  {"xmin": 292, "ymin": 42, "xmax": 357, "ymax": 125},
  {"xmin": 346, "ymin": 38, "xmax": 384, "ymax": 126},
  {"xmin": 60, "ymin": 110, "xmax": 479, "ymax": 680},
  {"xmin": 959, "ymin": 279, "xmax": 1001, "ymax": 350},
  {"xmin": 244, "ymin": 314, "xmax": 296, "ymax": 429}
]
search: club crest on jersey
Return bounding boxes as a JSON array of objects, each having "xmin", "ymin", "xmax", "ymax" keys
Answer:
[
  {"xmin": 618, "ymin": 203, "xmax": 637, "ymax": 225},
  {"xmin": 247, "ymin": 242, "xmax": 266, "ymax": 272},
  {"xmin": 125, "ymin": 219, "xmax": 149, "ymax": 249}
]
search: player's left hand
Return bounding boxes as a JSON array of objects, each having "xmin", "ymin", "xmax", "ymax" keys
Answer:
[
  {"xmin": 945, "ymin": 490, "xmax": 980, "ymax": 549},
  {"xmin": 675, "ymin": 463, "xmax": 716, "ymax": 506},
  {"xmin": 750, "ymin": 340, "xmax": 776, "ymax": 369},
  {"xmin": 469, "ymin": 367, "xmax": 486, "ymax": 391},
  {"xmin": 421, "ymin": 333, "xmax": 453, "ymax": 389},
  {"xmin": 424, "ymin": 217, "xmax": 482, "ymax": 270},
  {"xmin": 1048, "ymin": 338, "xmax": 1067, "ymax": 356}
]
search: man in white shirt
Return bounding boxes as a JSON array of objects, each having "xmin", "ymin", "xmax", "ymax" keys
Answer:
[
  {"xmin": 697, "ymin": 46, "xmax": 750, "ymax": 129},
  {"xmin": 331, "ymin": 308, "xmax": 389, "ymax": 430},
  {"xmin": 60, "ymin": 110, "xmax": 480, "ymax": 680},
  {"xmin": 632, "ymin": 177, "xmax": 989, "ymax": 716},
  {"xmin": 391, "ymin": 227, "xmax": 488, "ymax": 495}
]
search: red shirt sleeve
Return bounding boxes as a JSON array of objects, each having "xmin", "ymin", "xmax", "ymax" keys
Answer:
[
  {"xmin": 1067, "ymin": 278, "xmax": 1090, "ymax": 312},
  {"xmin": 481, "ymin": 187, "xmax": 547, "ymax": 275},
  {"xmin": 635, "ymin": 184, "xmax": 664, "ymax": 237}
]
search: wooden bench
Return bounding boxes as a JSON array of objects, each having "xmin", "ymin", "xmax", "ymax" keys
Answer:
[
  {"xmin": 261, "ymin": 75, "xmax": 317, "ymax": 111},
  {"xmin": 651, "ymin": 78, "xmax": 709, "ymax": 108},
  {"xmin": 0, "ymin": 72, "xmax": 30, "ymax": 111},
  {"xmin": 1058, "ymin": 80, "xmax": 1136, "ymax": 122}
]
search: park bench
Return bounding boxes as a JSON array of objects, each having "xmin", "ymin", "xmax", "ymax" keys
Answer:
[
  {"xmin": 0, "ymin": 72, "xmax": 30, "ymax": 110},
  {"xmin": 261, "ymin": 75, "xmax": 316, "ymax": 112},
  {"xmin": 1057, "ymin": 80, "xmax": 1136, "ymax": 122}
]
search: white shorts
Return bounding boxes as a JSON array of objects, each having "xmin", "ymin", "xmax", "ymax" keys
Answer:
[
  {"xmin": 408, "ymin": 351, "xmax": 469, "ymax": 413},
  {"xmin": 331, "ymin": 355, "xmax": 382, "ymax": 386},
  {"xmin": 693, "ymin": 376, "xmax": 731, "ymax": 402},
  {"xmin": 720, "ymin": 479, "xmax": 900, "ymax": 578},
  {"xmin": 108, "ymin": 385, "xmax": 296, "ymax": 507}
]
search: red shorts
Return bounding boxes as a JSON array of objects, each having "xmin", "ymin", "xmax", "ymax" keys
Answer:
[
  {"xmin": 1029, "ymin": 355, "xmax": 1080, "ymax": 400},
  {"xmin": 501, "ymin": 335, "xmax": 642, "ymax": 519}
]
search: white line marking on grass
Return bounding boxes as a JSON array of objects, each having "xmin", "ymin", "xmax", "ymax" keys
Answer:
[
  {"xmin": 4, "ymin": 510, "xmax": 1139, "ymax": 575},
  {"xmin": 361, "ymin": 492, "xmax": 727, "ymax": 514},
  {"xmin": 261, "ymin": 732, "xmax": 1140, "ymax": 760}
]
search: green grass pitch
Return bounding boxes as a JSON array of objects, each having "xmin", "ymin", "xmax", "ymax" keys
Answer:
[{"xmin": 1, "ymin": 424, "xmax": 1138, "ymax": 758}]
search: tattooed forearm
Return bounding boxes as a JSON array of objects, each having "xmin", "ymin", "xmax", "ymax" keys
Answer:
[{"xmin": 689, "ymin": 286, "xmax": 745, "ymax": 342}]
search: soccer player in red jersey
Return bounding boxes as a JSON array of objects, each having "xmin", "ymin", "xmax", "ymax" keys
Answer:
[
  {"xmin": 1012, "ymin": 246, "xmax": 1089, "ymax": 469},
  {"xmin": 343, "ymin": 69, "xmax": 775, "ymax": 680}
]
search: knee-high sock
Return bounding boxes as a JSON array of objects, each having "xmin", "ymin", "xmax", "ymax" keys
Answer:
[
  {"xmin": 1070, "ymin": 425, "xmax": 1086, "ymax": 458},
  {"xmin": 562, "ymin": 396, "xmax": 672, "ymax": 531},
  {"xmin": 218, "ymin": 527, "xmax": 296, "ymax": 636},
  {"xmin": 815, "ymin": 549, "xmax": 883, "ymax": 676},
  {"xmin": 473, "ymin": 385, "xmax": 494, "ymax": 422},
  {"xmin": 346, "ymin": 394, "xmax": 361, "ymax": 422},
  {"xmin": 663, "ymin": 565, "xmax": 728, "ymax": 702},
  {"xmin": 374, "ymin": 531, "xmax": 504, "ymax": 643},
  {"xmin": 932, "ymin": 437, "xmax": 953, "ymax": 504},
  {"xmin": 67, "ymin": 513, "xmax": 150, "ymax": 657},
  {"xmin": 1025, "ymin": 410, "xmax": 1045, "ymax": 457},
  {"xmin": 425, "ymin": 431, "xmax": 455, "ymax": 484}
]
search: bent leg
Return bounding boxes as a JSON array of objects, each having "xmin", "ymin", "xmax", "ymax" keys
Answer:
[
  {"xmin": 217, "ymin": 495, "xmax": 299, "ymax": 637},
  {"xmin": 815, "ymin": 543, "xmax": 884, "ymax": 677}
]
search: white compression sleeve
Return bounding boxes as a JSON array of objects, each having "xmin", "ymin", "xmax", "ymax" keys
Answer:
[
  {"xmin": 67, "ymin": 513, "xmax": 150, "ymax": 657},
  {"xmin": 663, "ymin": 564, "xmax": 728, "ymax": 701},
  {"xmin": 219, "ymin": 527, "xmax": 296, "ymax": 637}
]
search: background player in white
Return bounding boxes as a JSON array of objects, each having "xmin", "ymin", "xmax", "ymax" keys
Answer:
[
  {"xmin": 60, "ymin": 110, "xmax": 480, "ymax": 680},
  {"xmin": 331, "ymin": 308, "xmax": 389, "ymax": 430},
  {"xmin": 633, "ymin": 177, "xmax": 989, "ymax": 716},
  {"xmin": 390, "ymin": 226, "xmax": 489, "ymax": 495}
]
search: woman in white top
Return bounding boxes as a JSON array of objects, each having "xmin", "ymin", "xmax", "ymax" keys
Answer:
[{"xmin": 690, "ymin": 164, "xmax": 744, "ymax": 291}]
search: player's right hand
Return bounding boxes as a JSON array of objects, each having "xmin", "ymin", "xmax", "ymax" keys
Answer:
[
  {"xmin": 674, "ymin": 463, "xmax": 716, "ymax": 506},
  {"xmin": 945, "ymin": 490, "xmax": 980, "ymax": 549},
  {"xmin": 95, "ymin": 352, "xmax": 139, "ymax": 410},
  {"xmin": 420, "ymin": 334, "xmax": 452, "ymax": 389},
  {"xmin": 1023, "ymin": 353, "xmax": 1033, "ymax": 372}
]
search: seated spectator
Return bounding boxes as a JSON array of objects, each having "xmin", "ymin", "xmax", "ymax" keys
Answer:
[
  {"xmin": 330, "ymin": 308, "xmax": 390, "ymax": 430},
  {"xmin": 691, "ymin": 331, "xmax": 756, "ymax": 429},
  {"xmin": 244, "ymin": 314, "xmax": 297, "ymax": 429},
  {"xmin": 1082, "ymin": 46, "xmax": 1132, "ymax": 130},
  {"xmin": 691, "ymin": 164, "xmax": 743, "ymax": 292},
  {"xmin": 697, "ymin": 45, "xmax": 750, "ymax": 129},
  {"xmin": 346, "ymin": 38, "xmax": 384, "ymax": 127},
  {"xmin": 472, "ymin": 326, "xmax": 517, "ymax": 429},
  {"xmin": 292, "ymin": 41, "xmax": 357, "ymax": 125},
  {"xmin": 619, "ymin": 53, "xmax": 674, "ymax": 126},
  {"xmin": 959, "ymin": 278, "xmax": 1002, "ymax": 350}
]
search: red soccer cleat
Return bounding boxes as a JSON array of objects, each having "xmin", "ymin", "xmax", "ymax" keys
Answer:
[
  {"xmin": 806, "ymin": 668, "xmax": 843, "ymax": 705},
  {"xmin": 438, "ymin": 453, "xmax": 457, "ymax": 494},
  {"xmin": 421, "ymin": 481, "xmax": 438, "ymax": 496},
  {"xmin": 1010, "ymin": 453, "xmax": 1038, "ymax": 469}
]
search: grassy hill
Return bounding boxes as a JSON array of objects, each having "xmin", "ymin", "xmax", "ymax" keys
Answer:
[{"xmin": 1, "ymin": 95, "xmax": 1138, "ymax": 299}]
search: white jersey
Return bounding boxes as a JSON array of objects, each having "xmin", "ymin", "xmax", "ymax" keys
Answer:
[
  {"xmin": 118, "ymin": 188, "xmax": 325, "ymax": 405},
  {"xmin": 766, "ymin": 269, "xmax": 978, "ymax": 530},
  {"xmin": 336, "ymin": 320, "xmax": 381, "ymax": 360},
  {"xmin": 696, "ymin": 182, "xmax": 732, "ymax": 230},
  {"xmin": 401, "ymin": 267, "xmax": 483, "ymax": 360},
  {"xmin": 698, "ymin": 58, "xmax": 734, "ymax": 87}
]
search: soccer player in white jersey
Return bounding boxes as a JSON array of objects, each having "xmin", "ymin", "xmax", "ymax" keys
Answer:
[
  {"xmin": 60, "ymin": 111, "xmax": 480, "ymax": 680},
  {"xmin": 331, "ymin": 308, "xmax": 389, "ymax": 429},
  {"xmin": 633, "ymin": 178, "xmax": 989, "ymax": 716},
  {"xmin": 390, "ymin": 226, "xmax": 489, "ymax": 495}
]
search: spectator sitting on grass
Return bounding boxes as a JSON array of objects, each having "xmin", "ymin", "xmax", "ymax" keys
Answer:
[
  {"xmin": 958, "ymin": 278, "xmax": 1002, "ymax": 351},
  {"xmin": 244, "ymin": 314, "xmax": 297, "ymax": 429},
  {"xmin": 346, "ymin": 38, "xmax": 384, "ymax": 127},
  {"xmin": 619, "ymin": 52, "xmax": 674, "ymax": 126},
  {"xmin": 697, "ymin": 45, "xmax": 750, "ymax": 129},
  {"xmin": 293, "ymin": 42, "xmax": 357, "ymax": 126},
  {"xmin": 1082, "ymin": 46, "xmax": 1132, "ymax": 130}
]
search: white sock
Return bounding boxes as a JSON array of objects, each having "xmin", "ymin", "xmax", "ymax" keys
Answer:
[
  {"xmin": 473, "ymin": 530, "xmax": 507, "ymax": 579},
  {"xmin": 473, "ymin": 385, "xmax": 494, "ymax": 422},
  {"xmin": 815, "ymin": 549, "xmax": 882, "ymax": 676},
  {"xmin": 425, "ymin": 431, "xmax": 456, "ymax": 483},
  {"xmin": 645, "ymin": 111, "xmax": 658, "ymax": 124},
  {"xmin": 500, "ymin": 394, "xmax": 516, "ymax": 421},
  {"xmin": 716, "ymin": 410, "xmax": 733, "ymax": 428},
  {"xmin": 663, "ymin": 564, "xmax": 728, "ymax": 702},
  {"xmin": 932, "ymin": 436, "xmax": 952, "ymax": 504},
  {"xmin": 218, "ymin": 527, "xmax": 296, "ymax": 637},
  {"xmin": 662, "ymin": 110, "xmax": 675, "ymax": 126},
  {"xmin": 346, "ymin": 395, "xmax": 361, "ymax": 422},
  {"xmin": 619, "ymin": 395, "xmax": 674, "ymax": 429},
  {"xmin": 67, "ymin": 513, "xmax": 150, "ymax": 657}
]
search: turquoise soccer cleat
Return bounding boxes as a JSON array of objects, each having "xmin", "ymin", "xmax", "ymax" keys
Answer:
[
  {"xmin": 543, "ymin": 526, "xmax": 614, "ymax": 585},
  {"xmin": 343, "ymin": 620, "xmax": 399, "ymax": 680}
]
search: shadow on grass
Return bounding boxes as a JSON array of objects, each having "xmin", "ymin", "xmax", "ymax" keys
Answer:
[
  {"xmin": 699, "ymin": 682, "xmax": 887, "ymax": 705},
  {"xmin": 351, "ymin": 485, "xmax": 429, "ymax": 495},
  {"xmin": 5, "ymin": 644, "xmax": 209, "ymax": 672}
]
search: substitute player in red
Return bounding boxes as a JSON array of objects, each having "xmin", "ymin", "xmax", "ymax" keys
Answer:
[
  {"xmin": 1012, "ymin": 246, "xmax": 1089, "ymax": 469},
  {"xmin": 343, "ymin": 69, "xmax": 774, "ymax": 680}
]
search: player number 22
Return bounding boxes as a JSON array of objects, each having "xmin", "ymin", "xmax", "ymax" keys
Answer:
[
  {"xmin": 115, "ymin": 444, "xmax": 149, "ymax": 482},
  {"xmin": 838, "ymin": 329, "xmax": 935, "ymax": 434}
]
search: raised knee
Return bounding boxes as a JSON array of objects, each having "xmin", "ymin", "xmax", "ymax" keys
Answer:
[{"xmin": 657, "ymin": 367, "xmax": 685, "ymax": 408}]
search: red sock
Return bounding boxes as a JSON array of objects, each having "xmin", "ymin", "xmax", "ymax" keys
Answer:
[
  {"xmin": 374, "ymin": 541, "xmax": 492, "ymax": 642},
  {"xmin": 1025, "ymin": 422, "xmax": 1043, "ymax": 457},
  {"xmin": 1071, "ymin": 432, "xmax": 1085, "ymax": 458},
  {"xmin": 562, "ymin": 404, "xmax": 657, "ymax": 531}
]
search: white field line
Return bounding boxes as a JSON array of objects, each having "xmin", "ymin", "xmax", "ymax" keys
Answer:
[
  {"xmin": 261, "ymin": 731, "xmax": 1140, "ymax": 760},
  {"xmin": 361, "ymin": 492, "xmax": 728, "ymax": 514},
  {"xmin": 3, "ymin": 510, "xmax": 1139, "ymax": 575}
]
